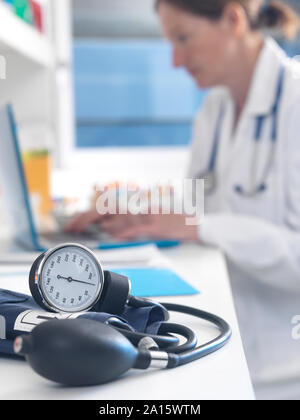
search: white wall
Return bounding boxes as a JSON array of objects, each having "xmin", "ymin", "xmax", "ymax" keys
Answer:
[{"xmin": 72, "ymin": 0, "xmax": 160, "ymax": 38}]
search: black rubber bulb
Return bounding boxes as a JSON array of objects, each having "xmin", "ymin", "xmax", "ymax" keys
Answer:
[{"xmin": 14, "ymin": 318, "xmax": 139, "ymax": 386}]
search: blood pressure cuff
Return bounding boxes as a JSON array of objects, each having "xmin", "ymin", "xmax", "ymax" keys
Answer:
[{"xmin": 0, "ymin": 289, "xmax": 166, "ymax": 356}]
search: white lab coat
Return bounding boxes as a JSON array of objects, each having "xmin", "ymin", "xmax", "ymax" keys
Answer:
[{"xmin": 187, "ymin": 38, "xmax": 300, "ymax": 400}]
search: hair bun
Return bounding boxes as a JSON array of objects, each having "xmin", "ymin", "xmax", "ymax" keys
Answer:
[{"xmin": 258, "ymin": 0, "xmax": 300, "ymax": 39}]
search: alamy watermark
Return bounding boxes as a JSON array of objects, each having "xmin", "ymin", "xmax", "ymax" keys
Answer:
[
  {"xmin": 0, "ymin": 315, "xmax": 6, "ymax": 340},
  {"xmin": 291, "ymin": 315, "xmax": 300, "ymax": 340},
  {"xmin": 0, "ymin": 55, "xmax": 6, "ymax": 80},
  {"xmin": 94, "ymin": 179, "xmax": 205, "ymax": 226}
]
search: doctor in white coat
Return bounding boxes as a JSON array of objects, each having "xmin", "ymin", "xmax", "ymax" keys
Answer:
[{"xmin": 66, "ymin": 0, "xmax": 300, "ymax": 399}]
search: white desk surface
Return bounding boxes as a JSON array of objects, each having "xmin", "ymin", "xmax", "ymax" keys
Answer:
[{"xmin": 0, "ymin": 243, "xmax": 255, "ymax": 400}]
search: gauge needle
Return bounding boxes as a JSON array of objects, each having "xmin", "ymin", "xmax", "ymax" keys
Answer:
[{"xmin": 57, "ymin": 275, "xmax": 95, "ymax": 286}]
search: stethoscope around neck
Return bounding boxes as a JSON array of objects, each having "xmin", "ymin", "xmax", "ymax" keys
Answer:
[{"xmin": 196, "ymin": 65, "xmax": 285, "ymax": 197}]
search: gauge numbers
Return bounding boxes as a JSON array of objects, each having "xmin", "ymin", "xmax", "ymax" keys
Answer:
[{"xmin": 40, "ymin": 245, "xmax": 103, "ymax": 312}]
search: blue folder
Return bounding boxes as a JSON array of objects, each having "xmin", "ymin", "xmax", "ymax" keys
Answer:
[
  {"xmin": 113, "ymin": 267, "xmax": 199, "ymax": 297},
  {"xmin": 97, "ymin": 240, "xmax": 181, "ymax": 250}
]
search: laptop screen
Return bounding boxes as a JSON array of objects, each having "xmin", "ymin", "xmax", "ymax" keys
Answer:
[{"xmin": 0, "ymin": 104, "xmax": 42, "ymax": 251}]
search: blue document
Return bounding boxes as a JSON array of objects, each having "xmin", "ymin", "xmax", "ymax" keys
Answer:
[{"xmin": 113, "ymin": 267, "xmax": 199, "ymax": 297}]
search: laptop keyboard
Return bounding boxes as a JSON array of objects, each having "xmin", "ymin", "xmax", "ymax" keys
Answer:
[{"xmin": 41, "ymin": 230, "xmax": 114, "ymax": 246}]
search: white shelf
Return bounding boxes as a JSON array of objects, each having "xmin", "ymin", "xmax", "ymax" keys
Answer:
[{"xmin": 0, "ymin": 2, "xmax": 54, "ymax": 68}]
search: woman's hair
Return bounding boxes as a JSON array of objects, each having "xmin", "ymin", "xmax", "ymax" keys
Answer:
[{"xmin": 155, "ymin": 0, "xmax": 300, "ymax": 39}]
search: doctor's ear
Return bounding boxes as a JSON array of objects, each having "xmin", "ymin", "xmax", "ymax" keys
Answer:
[{"xmin": 220, "ymin": 2, "xmax": 249, "ymax": 39}]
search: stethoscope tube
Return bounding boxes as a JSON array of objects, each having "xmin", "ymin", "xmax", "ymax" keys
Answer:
[
  {"xmin": 158, "ymin": 322, "xmax": 198, "ymax": 353},
  {"xmin": 159, "ymin": 302, "xmax": 232, "ymax": 367},
  {"xmin": 122, "ymin": 299, "xmax": 232, "ymax": 370},
  {"xmin": 126, "ymin": 296, "xmax": 232, "ymax": 365},
  {"xmin": 196, "ymin": 65, "xmax": 285, "ymax": 197}
]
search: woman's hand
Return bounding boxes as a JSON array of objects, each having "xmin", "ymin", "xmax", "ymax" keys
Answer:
[
  {"xmin": 64, "ymin": 209, "xmax": 102, "ymax": 234},
  {"xmin": 65, "ymin": 211, "xmax": 200, "ymax": 242}
]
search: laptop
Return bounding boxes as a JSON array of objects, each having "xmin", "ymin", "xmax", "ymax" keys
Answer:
[
  {"xmin": 0, "ymin": 104, "xmax": 180, "ymax": 254},
  {"xmin": 0, "ymin": 104, "xmax": 114, "ymax": 251}
]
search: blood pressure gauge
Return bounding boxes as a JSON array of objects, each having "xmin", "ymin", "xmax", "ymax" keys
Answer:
[{"xmin": 29, "ymin": 243, "xmax": 130, "ymax": 314}]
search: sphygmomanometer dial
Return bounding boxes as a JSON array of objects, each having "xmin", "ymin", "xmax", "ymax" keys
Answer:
[{"xmin": 29, "ymin": 243, "xmax": 104, "ymax": 313}]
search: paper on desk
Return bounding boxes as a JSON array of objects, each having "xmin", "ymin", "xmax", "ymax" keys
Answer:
[
  {"xmin": 0, "ymin": 265, "xmax": 31, "ymax": 295},
  {"xmin": 0, "ymin": 244, "xmax": 162, "ymax": 266},
  {"xmin": 95, "ymin": 244, "xmax": 167, "ymax": 267}
]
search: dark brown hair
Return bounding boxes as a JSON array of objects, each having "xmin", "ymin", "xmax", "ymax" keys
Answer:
[{"xmin": 155, "ymin": 0, "xmax": 300, "ymax": 39}]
